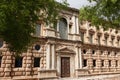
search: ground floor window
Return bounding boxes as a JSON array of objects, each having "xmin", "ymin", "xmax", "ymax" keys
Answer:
[
  {"xmin": 15, "ymin": 57, "xmax": 23, "ymax": 68},
  {"xmin": 34, "ymin": 57, "xmax": 40, "ymax": 67}
]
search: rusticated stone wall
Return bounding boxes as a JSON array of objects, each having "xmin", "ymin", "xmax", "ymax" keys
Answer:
[{"xmin": 0, "ymin": 40, "xmax": 46, "ymax": 80}]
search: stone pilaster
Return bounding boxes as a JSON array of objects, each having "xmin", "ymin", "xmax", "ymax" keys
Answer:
[
  {"xmin": 79, "ymin": 48, "xmax": 82, "ymax": 69},
  {"xmin": 51, "ymin": 44, "xmax": 55, "ymax": 69},
  {"xmin": 25, "ymin": 51, "xmax": 32, "ymax": 76},
  {"xmin": 75, "ymin": 47, "xmax": 79, "ymax": 69},
  {"xmin": 46, "ymin": 43, "xmax": 51, "ymax": 69},
  {"xmin": 117, "ymin": 52, "xmax": 120, "ymax": 71},
  {"xmin": 4, "ymin": 51, "xmax": 12, "ymax": 77}
]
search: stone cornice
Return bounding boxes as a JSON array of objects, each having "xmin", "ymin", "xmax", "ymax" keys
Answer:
[
  {"xmin": 89, "ymin": 29, "xmax": 95, "ymax": 34},
  {"xmin": 82, "ymin": 43, "xmax": 120, "ymax": 52},
  {"xmin": 79, "ymin": 28, "xmax": 87, "ymax": 33}
]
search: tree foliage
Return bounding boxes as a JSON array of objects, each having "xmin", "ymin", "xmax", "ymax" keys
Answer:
[
  {"xmin": 79, "ymin": 0, "xmax": 120, "ymax": 29},
  {"xmin": 0, "ymin": 0, "xmax": 67, "ymax": 54}
]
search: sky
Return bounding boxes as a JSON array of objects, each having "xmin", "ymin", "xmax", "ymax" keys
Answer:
[{"xmin": 56, "ymin": 0, "xmax": 91, "ymax": 9}]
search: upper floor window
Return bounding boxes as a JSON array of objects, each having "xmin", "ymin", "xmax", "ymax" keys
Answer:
[
  {"xmin": 116, "ymin": 60, "xmax": 118, "ymax": 67},
  {"xmin": 117, "ymin": 39, "xmax": 119, "ymax": 46},
  {"xmin": 109, "ymin": 60, "xmax": 111, "ymax": 67},
  {"xmin": 59, "ymin": 18, "xmax": 68, "ymax": 39},
  {"xmin": 0, "ymin": 56, "xmax": 2, "ymax": 67},
  {"xmin": 69, "ymin": 25, "xmax": 72, "ymax": 34},
  {"xmin": 105, "ymin": 36, "xmax": 108, "ymax": 45},
  {"xmin": 108, "ymin": 51, "xmax": 110, "ymax": 56},
  {"xmin": 83, "ymin": 49, "xmax": 86, "ymax": 54},
  {"xmin": 35, "ymin": 24, "xmax": 41, "ymax": 37},
  {"xmin": 114, "ymin": 52, "xmax": 117, "ymax": 56},
  {"xmin": 15, "ymin": 57, "xmax": 23, "ymax": 68},
  {"xmin": 111, "ymin": 38, "xmax": 114, "ymax": 46},
  {"xmin": 80, "ymin": 32, "xmax": 84, "ymax": 42},
  {"xmin": 83, "ymin": 59, "xmax": 87, "ymax": 67},
  {"xmin": 92, "ymin": 50, "xmax": 95, "ymax": 54},
  {"xmin": 93, "ymin": 60, "xmax": 96, "ymax": 67},
  {"xmin": 34, "ymin": 57, "xmax": 40, "ymax": 67},
  {"xmin": 89, "ymin": 34, "xmax": 93, "ymax": 44},
  {"xmin": 98, "ymin": 35, "xmax": 101, "ymax": 45},
  {"xmin": 0, "ymin": 40, "xmax": 3, "ymax": 48},
  {"xmin": 101, "ymin": 51, "xmax": 103, "ymax": 55},
  {"xmin": 101, "ymin": 60, "xmax": 104, "ymax": 67}
]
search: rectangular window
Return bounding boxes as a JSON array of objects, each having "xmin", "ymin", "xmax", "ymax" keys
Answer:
[
  {"xmin": 80, "ymin": 32, "xmax": 84, "ymax": 42},
  {"xmin": 89, "ymin": 34, "xmax": 93, "ymax": 44},
  {"xmin": 34, "ymin": 57, "xmax": 40, "ymax": 67},
  {"xmin": 111, "ymin": 38, "xmax": 114, "ymax": 46},
  {"xmin": 101, "ymin": 60, "xmax": 104, "ymax": 67},
  {"xmin": 108, "ymin": 52, "xmax": 110, "ymax": 56},
  {"xmin": 117, "ymin": 39, "xmax": 119, "ymax": 46},
  {"xmin": 101, "ymin": 51, "xmax": 103, "ymax": 55},
  {"xmin": 116, "ymin": 60, "xmax": 118, "ymax": 67},
  {"xmin": 15, "ymin": 57, "xmax": 23, "ymax": 68},
  {"xmin": 105, "ymin": 37, "xmax": 108, "ymax": 45},
  {"xmin": 83, "ymin": 49, "xmax": 86, "ymax": 54},
  {"xmin": 69, "ymin": 25, "xmax": 72, "ymax": 33},
  {"xmin": 83, "ymin": 59, "xmax": 87, "ymax": 67},
  {"xmin": 92, "ymin": 50, "xmax": 95, "ymax": 54},
  {"xmin": 109, "ymin": 60, "xmax": 111, "ymax": 67},
  {"xmin": 93, "ymin": 60, "xmax": 96, "ymax": 67},
  {"xmin": 98, "ymin": 35, "xmax": 101, "ymax": 45},
  {"xmin": 35, "ymin": 24, "xmax": 41, "ymax": 37},
  {"xmin": 115, "ymin": 52, "xmax": 117, "ymax": 56},
  {"xmin": 0, "ymin": 56, "xmax": 2, "ymax": 67}
]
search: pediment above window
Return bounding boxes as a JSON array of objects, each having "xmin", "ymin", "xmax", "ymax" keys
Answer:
[
  {"xmin": 56, "ymin": 47, "xmax": 75, "ymax": 54},
  {"xmin": 89, "ymin": 29, "xmax": 95, "ymax": 34}
]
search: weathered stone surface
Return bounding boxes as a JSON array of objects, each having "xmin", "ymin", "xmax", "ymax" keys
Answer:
[
  {"xmin": 15, "ymin": 72, "xmax": 22, "ymax": 76},
  {"xmin": 0, "ymin": 6, "xmax": 120, "ymax": 80}
]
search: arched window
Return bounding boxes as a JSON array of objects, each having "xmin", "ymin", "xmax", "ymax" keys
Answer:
[{"xmin": 59, "ymin": 18, "xmax": 68, "ymax": 39}]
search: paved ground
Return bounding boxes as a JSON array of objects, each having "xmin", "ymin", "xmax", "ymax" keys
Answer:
[{"xmin": 59, "ymin": 74, "xmax": 120, "ymax": 80}]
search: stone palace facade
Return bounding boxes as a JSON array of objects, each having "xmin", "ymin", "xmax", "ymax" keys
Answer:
[{"xmin": 0, "ymin": 7, "xmax": 120, "ymax": 80}]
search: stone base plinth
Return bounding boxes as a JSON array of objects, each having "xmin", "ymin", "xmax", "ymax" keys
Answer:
[
  {"xmin": 75, "ymin": 69, "xmax": 89, "ymax": 77},
  {"xmin": 38, "ymin": 69, "xmax": 57, "ymax": 79}
]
